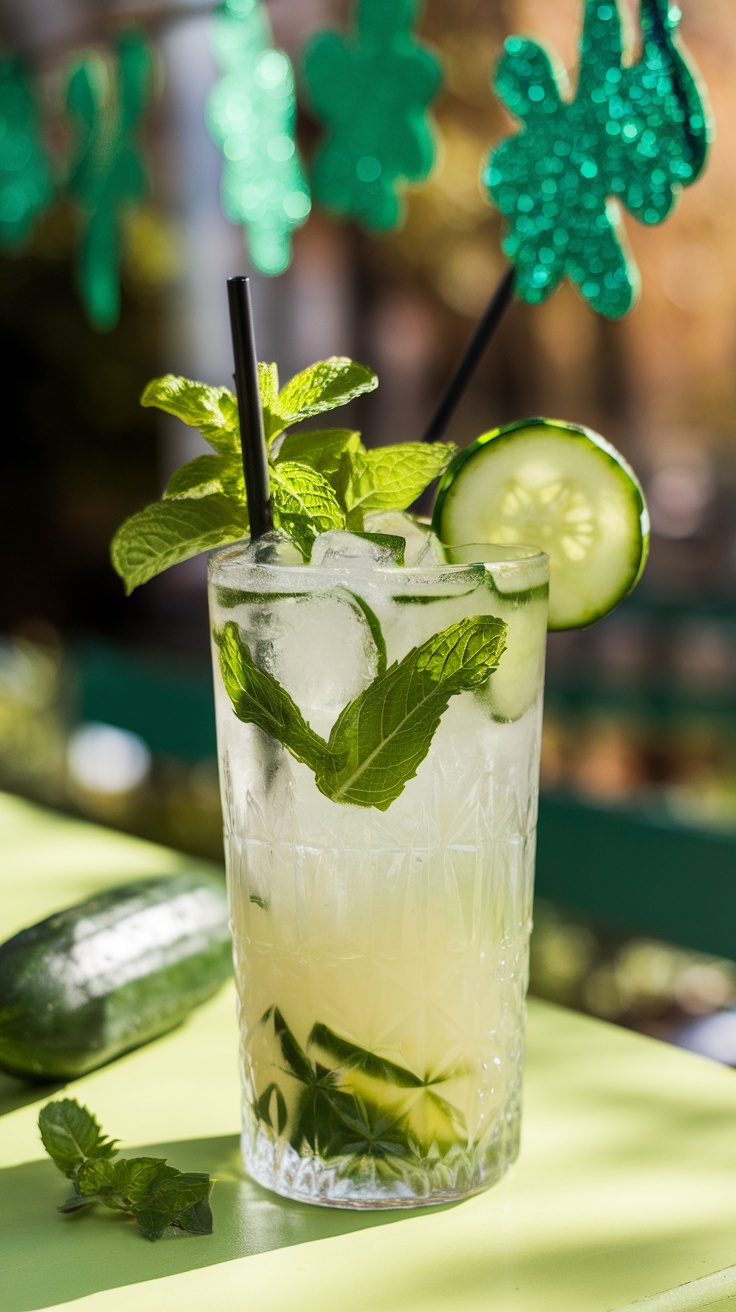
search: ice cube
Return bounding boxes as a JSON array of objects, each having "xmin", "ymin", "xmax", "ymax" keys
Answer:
[
  {"xmin": 310, "ymin": 530, "xmax": 403, "ymax": 569},
  {"xmin": 243, "ymin": 530, "xmax": 304, "ymax": 566},
  {"xmin": 412, "ymin": 531, "xmax": 448, "ymax": 567},
  {"xmin": 362, "ymin": 511, "xmax": 446, "ymax": 567}
]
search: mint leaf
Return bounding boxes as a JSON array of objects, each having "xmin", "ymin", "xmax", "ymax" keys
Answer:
[
  {"xmin": 141, "ymin": 376, "xmax": 240, "ymax": 456},
  {"xmin": 39, "ymin": 1101, "xmax": 117, "ymax": 1181},
  {"xmin": 276, "ymin": 358, "xmax": 378, "ymax": 430},
  {"xmin": 174, "ymin": 1192, "xmax": 215, "ymax": 1237},
  {"xmin": 259, "ymin": 361, "xmax": 279, "ymax": 405},
  {"xmin": 259, "ymin": 361, "xmax": 281, "ymax": 442},
  {"xmin": 111, "ymin": 494, "xmax": 248, "ymax": 594},
  {"xmin": 274, "ymin": 428, "xmax": 363, "ymax": 482},
  {"xmin": 214, "ymin": 622, "xmax": 333, "ymax": 772},
  {"xmin": 337, "ymin": 442, "xmax": 456, "ymax": 527},
  {"xmin": 345, "ymin": 590, "xmax": 387, "ymax": 676},
  {"xmin": 132, "ymin": 1174, "xmax": 211, "ymax": 1239},
  {"xmin": 315, "ymin": 617, "xmax": 507, "ymax": 810},
  {"xmin": 163, "ymin": 453, "xmax": 244, "ymax": 502},
  {"xmin": 76, "ymin": 1156, "xmax": 168, "ymax": 1205},
  {"xmin": 255, "ymin": 1082, "xmax": 289, "ymax": 1135},
  {"xmin": 309, "ymin": 1023, "xmax": 430, "ymax": 1090},
  {"xmin": 270, "ymin": 460, "xmax": 346, "ymax": 558},
  {"xmin": 215, "ymin": 616, "xmax": 506, "ymax": 811},
  {"xmin": 76, "ymin": 1156, "xmax": 213, "ymax": 1241}
]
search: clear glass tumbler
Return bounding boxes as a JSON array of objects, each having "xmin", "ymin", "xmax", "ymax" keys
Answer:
[{"xmin": 208, "ymin": 541, "xmax": 549, "ymax": 1208}]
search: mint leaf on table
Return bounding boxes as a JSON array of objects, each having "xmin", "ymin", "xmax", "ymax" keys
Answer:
[
  {"xmin": 315, "ymin": 617, "xmax": 507, "ymax": 810},
  {"xmin": 39, "ymin": 1099, "xmax": 214, "ymax": 1242},
  {"xmin": 111, "ymin": 494, "xmax": 248, "ymax": 595},
  {"xmin": 216, "ymin": 616, "xmax": 506, "ymax": 810},
  {"xmin": 270, "ymin": 460, "xmax": 346, "ymax": 558},
  {"xmin": 335, "ymin": 442, "xmax": 456, "ymax": 528},
  {"xmin": 39, "ymin": 1100, "xmax": 118, "ymax": 1180},
  {"xmin": 141, "ymin": 376, "xmax": 240, "ymax": 456},
  {"xmin": 75, "ymin": 1157, "xmax": 213, "ymax": 1240},
  {"xmin": 215, "ymin": 622, "xmax": 333, "ymax": 773}
]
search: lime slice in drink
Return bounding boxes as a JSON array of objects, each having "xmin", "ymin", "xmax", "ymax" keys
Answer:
[{"xmin": 432, "ymin": 419, "xmax": 649, "ymax": 631}]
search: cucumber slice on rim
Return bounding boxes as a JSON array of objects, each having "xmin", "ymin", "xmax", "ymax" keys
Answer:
[{"xmin": 433, "ymin": 419, "xmax": 649, "ymax": 631}]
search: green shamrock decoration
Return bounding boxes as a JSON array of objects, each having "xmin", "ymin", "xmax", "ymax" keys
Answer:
[
  {"xmin": 0, "ymin": 59, "xmax": 54, "ymax": 248},
  {"xmin": 303, "ymin": 0, "xmax": 442, "ymax": 230},
  {"xmin": 206, "ymin": 0, "xmax": 311, "ymax": 276},
  {"xmin": 484, "ymin": 0, "xmax": 711, "ymax": 318},
  {"xmin": 66, "ymin": 31, "xmax": 152, "ymax": 330}
]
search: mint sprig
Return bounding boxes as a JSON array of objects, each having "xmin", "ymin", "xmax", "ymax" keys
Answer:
[
  {"xmin": 39, "ymin": 1099, "xmax": 213, "ymax": 1242},
  {"xmin": 111, "ymin": 358, "xmax": 456, "ymax": 593},
  {"xmin": 215, "ymin": 615, "xmax": 506, "ymax": 811}
]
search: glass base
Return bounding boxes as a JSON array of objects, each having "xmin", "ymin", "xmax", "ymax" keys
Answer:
[{"xmin": 241, "ymin": 1103, "xmax": 521, "ymax": 1210}]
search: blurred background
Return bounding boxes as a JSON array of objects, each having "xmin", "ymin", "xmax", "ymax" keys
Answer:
[{"xmin": 3, "ymin": 0, "xmax": 736, "ymax": 1061}]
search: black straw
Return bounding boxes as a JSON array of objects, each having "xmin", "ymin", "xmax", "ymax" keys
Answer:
[
  {"xmin": 422, "ymin": 265, "xmax": 516, "ymax": 444},
  {"xmin": 227, "ymin": 275, "xmax": 273, "ymax": 539}
]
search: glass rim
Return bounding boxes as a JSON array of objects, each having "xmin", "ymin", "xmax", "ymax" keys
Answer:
[{"xmin": 209, "ymin": 540, "xmax": 549, "ymax": 582}]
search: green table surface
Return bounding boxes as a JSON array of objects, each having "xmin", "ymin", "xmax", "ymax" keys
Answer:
[{"xmin": 2, "ymin": 792, "xmax": 736, "ymax": 1312}]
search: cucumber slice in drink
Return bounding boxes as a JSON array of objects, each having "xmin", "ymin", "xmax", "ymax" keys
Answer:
[
  {"xmin": 433, "ymin": 420, "xmax": 649, "ymax": 631},
  {"xmin": 483, "ymin": 589, "xmax": 548, "ymax": 722}
]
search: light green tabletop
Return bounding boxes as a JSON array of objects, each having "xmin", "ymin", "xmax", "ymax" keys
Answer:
[{"xmin": 2, "ymin": 790, "xmax": 736, "ymax": 1312}]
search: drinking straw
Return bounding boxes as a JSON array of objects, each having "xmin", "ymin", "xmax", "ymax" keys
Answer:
[
  {"xmin": 422, "ymin": 265, "xmax": 515, "ymax": 444},
  {"xmin": 227, "ymin": 275, "xmax": 274, "ymax": 538}
]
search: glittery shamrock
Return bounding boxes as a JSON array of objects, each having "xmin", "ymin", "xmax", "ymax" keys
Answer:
[
  {"xmin": 0, "ymin": 59, "xmax": 54, "ymax": 248},
  {"xmin": 66, "ymin": 31, "xmax": 152, "ymax": 330},
  {"xmin": 484, "ymin": 0, "xmax": 711, "ymax": 318},
  {"xmin": 303, "ymin": 0, "xmax": 442, "ymax": 231},
  {"xmin": 207, "ymin": 0, "xmax": 310, "ymax": 276}
]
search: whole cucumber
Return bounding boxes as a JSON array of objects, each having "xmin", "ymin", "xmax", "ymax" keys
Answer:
[{"xmin": 0, "ymin": 872, "xmax": 233, "ymax": 1082}]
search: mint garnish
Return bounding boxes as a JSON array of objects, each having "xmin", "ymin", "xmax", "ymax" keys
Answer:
[
  {"xmin": 336, "ymin": 442, "xmax": 458, "ymax": 528},
  {"xmin": 317, "ymin": 615, "xmax": 506, "ymax": 809},
  {"xmin": 272, "ymin": 357, "xmax": 378, "ymax": 434},
  {"xmin": 111, "ymin": 358, "xmax": 456, "ymax": 592},
  {"xmin": 274, "ymin": 427, "xmax": 362, "ymax": 480},
  {"xmin": 215, "ymin": 614, "xmax": 506, "ymax": 811},
  {"xmin": 111, "ymin": 494, "xmax": 248, "ymax": 595},
  {"xmin": 39, "ymin": 1098, "xmax": 213, "ymax": 1242},
  {"xmin": 269, "ymin": 460, "xmax": 346, "ymax": 557},
  {"xmin": 163, "ymin": 452, "xmax": 244, "ymax": 502},
  {"xmin": 215, "ymin": 621, "xmax": 333, "ymax": 772},
  {"xmin": 141, "ymin": 375, "xmax": 240, "ymax": 455}
]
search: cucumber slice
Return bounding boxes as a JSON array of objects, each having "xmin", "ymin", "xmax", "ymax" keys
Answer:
[
  {"xmin": 433, "ymin": 420, "xmax": 649, "ymax": 631},
  {"xmin": 483, "ymin": 591, "xmax": 547, "ymax": 722}
]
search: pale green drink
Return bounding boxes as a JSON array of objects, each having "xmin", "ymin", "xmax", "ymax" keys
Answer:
[{"xmin": 209, "ymin": 533, "xmax": 548, "ymax": 1207}]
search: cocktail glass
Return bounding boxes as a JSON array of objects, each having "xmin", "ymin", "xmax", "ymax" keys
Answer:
[{"xmin": 208, "ymin": 539, "xmax": 549, "ymax": 1208}]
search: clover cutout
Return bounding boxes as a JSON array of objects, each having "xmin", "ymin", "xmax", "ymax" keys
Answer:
[
  {"xmin": 207, "ymin": 0, "xmax": 311, "ymax": 276},
  {"xmin": 484, "ymin": 0, "xmax": 711, "ymax": 318},
  {"xmin": 303, "ymin": 0, "xmax": 442, "ymax": 231},
  {"xmin": 66, "ymin": 31, "xmax": 152, "ymax": 329}
]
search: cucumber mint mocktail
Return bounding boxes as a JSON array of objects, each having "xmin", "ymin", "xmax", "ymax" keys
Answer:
[
  {"xmin": 209, "ymin": 530, "xmax": 548, "ymax": 1207},
  {"xmin": 111, "ymin": 350, "xmax": 647, "ymax": 1209}
]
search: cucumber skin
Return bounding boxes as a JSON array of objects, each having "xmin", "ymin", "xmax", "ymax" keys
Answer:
[{"xmin": 0, "ymin": 873, "xmax": 233, "ymax": 1082}]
